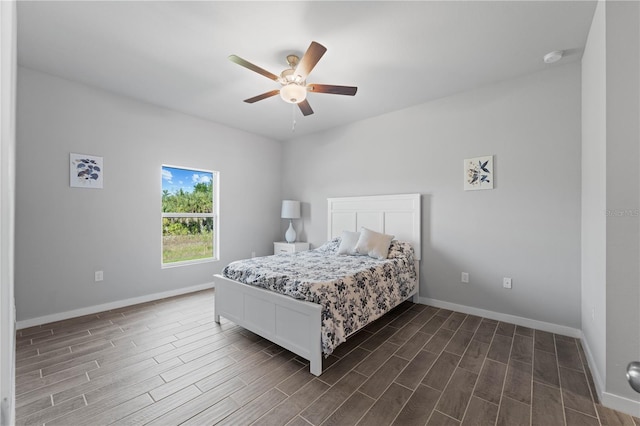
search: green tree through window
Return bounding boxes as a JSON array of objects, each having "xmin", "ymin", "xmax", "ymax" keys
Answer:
[{"xmin": 161, "ymin": 165, "xmax": 218, "ymax": 265}]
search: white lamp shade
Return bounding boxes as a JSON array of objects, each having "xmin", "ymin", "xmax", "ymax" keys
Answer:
[{"xmin": 281, "ymin": 200, "xmax": 301, "ymax": 219}]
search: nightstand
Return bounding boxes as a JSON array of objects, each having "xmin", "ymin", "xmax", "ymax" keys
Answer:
[{"xmin": 273, "ymin": 242, "xmax": 310, "ymax": 254}]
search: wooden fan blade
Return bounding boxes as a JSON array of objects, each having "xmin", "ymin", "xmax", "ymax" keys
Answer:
[
  {"xmin": 308, "ymin": 84, "xmax": 358, "ymax": 96},
  {"xmin": 244, "ymin": 90, "xmax": 280, "ymax": 104},
  {"xmin": 298, "ymin": 99, "xmax": 314, "ymax": 116},
  {"xmin": 229, "ymin": 55, "xmax": 279, "ymax": 81},
  {"xmin": 294, "ymin": 41, "xmax": 327, "ymax": 80}
]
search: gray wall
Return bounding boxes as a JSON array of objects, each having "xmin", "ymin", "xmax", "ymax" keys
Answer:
[
  {"xmin": 581, "ymin": 0, "xmax": 607, "ymax": 395},
  {"xmin": 15, "ymin": 67, "xmax": 282, "ymax": 322},
  {"xmin": 604, "ymin": 1, "xmax": 640, "ymax": 404},
  {"xmin": 282, "ymin": 63, "xmax": 582, "ymax": 329},
  {"xmin": 0, "ymin": 1, "xmax": 17, "ymax": 424}
]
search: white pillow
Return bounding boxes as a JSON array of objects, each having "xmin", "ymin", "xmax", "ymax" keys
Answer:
[
  {"xmin": 355, "ymin": 227, "xmax": 395, "ymax": 260},
  {"xmin": 337, "ymin": 231, "xmax": 361, "ymax": 255}
]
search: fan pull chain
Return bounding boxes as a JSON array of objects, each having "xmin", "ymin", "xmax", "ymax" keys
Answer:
[{"xmin": 291, "ymin": 104, "xmax": 297, "ymax": 133}]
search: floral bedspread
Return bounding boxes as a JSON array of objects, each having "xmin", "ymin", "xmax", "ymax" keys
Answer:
[{"xmin": 222, "ymin": 238, "xmax": 417, "ymax": 356}]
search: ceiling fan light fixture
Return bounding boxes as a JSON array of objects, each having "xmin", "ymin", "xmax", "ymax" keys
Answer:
[
  {"xmin": 230, "ymin": 41, "xmax": 356, "ymax": 116},
  {"xmin": 280, "ymin": 83, "xmax": 307, "ymax": 104}
]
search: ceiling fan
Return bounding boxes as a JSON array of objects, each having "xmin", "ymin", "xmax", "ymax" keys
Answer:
[{"xmin": 229, "ymin": 41, "xmax": 357, "ymax": 116}]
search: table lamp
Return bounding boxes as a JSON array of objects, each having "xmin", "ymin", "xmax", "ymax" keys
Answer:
[{"xmin": 281, "ymin": 200, "xmax": 301, "ymax": 243}]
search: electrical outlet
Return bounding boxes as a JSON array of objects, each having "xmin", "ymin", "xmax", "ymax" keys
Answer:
[
  {"xmin": 95, "ymin": 270, "xmax": 103, "ymax": 282},
  {"xmin": 461, "ymin": 272, "xmax": 469, "ymax": 283},
  {"xmin": 503, "ymin": 277, "xmax": 512, "ymax": 289}
]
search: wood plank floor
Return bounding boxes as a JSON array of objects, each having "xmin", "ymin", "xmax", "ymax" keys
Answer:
[{"xmin": 14, "ymin": 289, "xmax": 639, "ymax": 425}]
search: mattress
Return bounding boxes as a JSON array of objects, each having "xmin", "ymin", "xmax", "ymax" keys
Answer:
[{"xmin": 222, "ymin": 238, "xmax": 417, "ymax": 355}]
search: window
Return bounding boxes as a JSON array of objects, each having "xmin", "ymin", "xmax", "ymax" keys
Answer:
[{"xmin": 161, "ymin": 165, "xmax": 218, "ymax": 266}]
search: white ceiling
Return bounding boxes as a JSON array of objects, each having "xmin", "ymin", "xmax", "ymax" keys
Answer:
[{"xmin": 17, "ymin": 1, "xmax": 596, "ymax": 142}]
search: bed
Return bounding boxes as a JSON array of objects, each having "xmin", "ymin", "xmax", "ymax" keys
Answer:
[{"xmin": 213, "ymin": 193, "xmax": 421, "ymax": 376}]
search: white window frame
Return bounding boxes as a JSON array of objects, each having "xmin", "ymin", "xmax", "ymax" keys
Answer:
[{"xmin": 161, "ymin": 165, "xmax": 219, "ymax": 268}]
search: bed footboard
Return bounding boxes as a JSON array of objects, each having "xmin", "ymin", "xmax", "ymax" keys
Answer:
[{"xmin": 213, "ymin": 274, "xmax": 324, "ymax": 376}]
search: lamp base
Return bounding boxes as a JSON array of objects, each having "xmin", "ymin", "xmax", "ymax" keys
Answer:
[{"xmin": 285, "ymin": 220, "xmax": 297, "ymax": 243}]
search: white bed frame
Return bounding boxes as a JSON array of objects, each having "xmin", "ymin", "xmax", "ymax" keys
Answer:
[{"xmin": 213, "ymin": 193, "xmax": 421, "ymax": 376}]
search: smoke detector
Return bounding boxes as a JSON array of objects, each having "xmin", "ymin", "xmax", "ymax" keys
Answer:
[{"xmin": 543, "ymin": 50, "xmax": 564, "ymax": 64}]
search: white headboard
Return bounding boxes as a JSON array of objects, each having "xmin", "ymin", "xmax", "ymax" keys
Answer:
[{"xmin": 327, "ymin": 194, "xmax": 421, "ymax": 260}]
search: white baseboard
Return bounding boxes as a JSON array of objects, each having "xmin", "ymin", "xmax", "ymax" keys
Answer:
[
  {"xmin": 417, "ymin": 296, "xmax": 581, "ymax": 338},
  {"xmin": 578, "ymin": 332, "xmax": 606, "ymax": 401},
  {"xmin": 601, "ymin": 392, "xmax": 640, "ymax": 418},
  {"xmin": 16, "ymin": 282, "xmax": 215, "ymax": 330}
]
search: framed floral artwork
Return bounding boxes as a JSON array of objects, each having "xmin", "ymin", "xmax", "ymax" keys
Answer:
[
  {"xmin": 70, "ymin": 153, "xmax": 103, "ymax": 189},
  {"xmin": 464, "ymin": 155, "xmax": 493, "ymax": 191}
]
